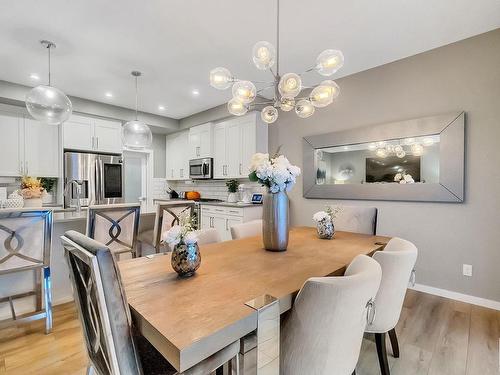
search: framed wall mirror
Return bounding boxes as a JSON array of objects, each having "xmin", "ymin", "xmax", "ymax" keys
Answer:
[{"xmin": 302, "ymin": 112, "xmax": 465, "ymax": 202}]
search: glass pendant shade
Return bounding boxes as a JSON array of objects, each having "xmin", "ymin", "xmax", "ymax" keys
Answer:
[
  {"xmin": 122, "ymin": 120, "xmax": 152, "ymax": 149},
  {"xmin": 394, "ymin": 145, "xmax": 403, "ymax": 153},
  {"xmin": 396, "ymin": 150, "xmax": 406, "ymax": 158},
  {"xmin": 295, "ymin": 99, "xmax": 315, "ymax": 118},
  {"xmin": 316, "ymin": 49, "xmax": 344, "ymax": 76},
  {"xmin": 25, "ymin": 85, "xmax": 72, "ymax": 125},
  {"xmin": 280, "ymin": 97, "xmax": 295, "ymax": 111},
  {"xmin": 423, "ymin": 137, "xmax": 434, "ymax": 146},
  {"xmin": 320, "ymin": 80, "xmax": 340, "ymax": 99},
  {"xmin": 411, "ymin": 143, "xmax": 424, "ymax": 156},
  {"xmin": 252, "ymin": 41, "xmax": 276, "ymax": 70},
  {"xmin": 227, "ymin": 98, "xmax": 248, "ymax": 116},
  {"xmin": 376, "ymin": 148, "xmax": 388, "ymax": 158},
  {"xmin": 278, "ymin": 73, "xmax": 302, "ymax": 99},
  {"xmin": 261, "ymin": 106, "xmax": 278, "ymax": 124},
  {"xmin": 310, "ymin": 85, "xmax": 334, "ymax": 108},
  {"xmin": 210, "ymin": 67, "xmax": 232, "ymax": 90},
  {"xmin": 232, "ymin": 81, "xmax": 256, "ymax": 104}
]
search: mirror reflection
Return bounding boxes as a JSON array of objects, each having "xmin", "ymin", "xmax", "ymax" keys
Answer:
[{"xmin": 315, "ymin": 135, "xmax": 440, "ymax": 185}]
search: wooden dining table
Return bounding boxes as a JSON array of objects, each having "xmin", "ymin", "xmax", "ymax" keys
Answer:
[{"xmin": 118, "ymin": 226, "xmax": 390, "ymax": 374}]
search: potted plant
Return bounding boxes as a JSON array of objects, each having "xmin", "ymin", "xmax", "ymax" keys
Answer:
[
  {"xmin": 248, "ymin": 150, "xmax": 301, "ymax": 251},
  {"xmin": 19, "ymin": 176, "xmax": 45, "ymax": 207},
  {"xmin": 312, "ymin": 206, "xmax": 343, "ymax": 239},
  {"xmin": 161, "ymin": 214, "xmax": 201, "ymax": 277},
  {"xmin": 226, "ymin": 179, "xmax": 239, "ymax": 203},
  {"xmin": 40, "ymin": 177, "xmax": 57, "ymax": 204}
]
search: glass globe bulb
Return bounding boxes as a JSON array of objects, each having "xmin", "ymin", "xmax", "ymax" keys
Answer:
[
  {"xmin": 295, "ymin": 99, "xmax": 315, "ymax": 118},
  {"xmin": 320, "ymin": 80, "xmax": 340, "ymax": 99},
  {"xmin": 310, "ymin": 85, "xmax": 334, "ymax": 108},
  {"xmin": 261, "ymin": 106, "xmax": 278, "ymax": 124},
  {"xmin": 252, "ymin": 41, "xmax": 276, "ymax": 70},
  {"xmin": 386, "ymin": 144, "xmax": 395, "ymax": 153},
  {"xmin": 227, "ymin": 98, "xmax": 248, "ymax": 116},
  {"xmin": 209, "ymin": 67, "xmax": 232, "ymax": 90},
  {"xmin": 396, "ymin": 150, "xmax": 406, "ymax": 158},
  {"xmin": 280, "ymin": 97, "xmax": 295, "ymax": 112},
  {"xmin": 376, "ymin": 148, "xmax": 388, "ymax": 158},
  {"xmin": 394, "ymin": 145, "xmax": 403, "ymax": 153},
  {"xmin": 278, "ymin": 73, "xmax": 302, "ymax": 99},
  {"xmin": 122, "ymin": 120, "xmax": 152, "ymax": 149},
  {"xmin": 25, "ymin": 85, "xmax": 72, "ymax": 125},
  {"xmin": 316, "ymin": 49, "xmax": 344, "ymax": 76},
  {"xmin": 411, "ymin": 143, "xmax": 424, "ymax": 156},
  {"xmin": 232, "ymin": 81, "xmax": 256, "ymax": 104}
]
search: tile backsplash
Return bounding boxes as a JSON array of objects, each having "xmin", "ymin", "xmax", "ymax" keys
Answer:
[{"xmin": 167, "ymin": 179, "xmax": 264, "ymax": 201}]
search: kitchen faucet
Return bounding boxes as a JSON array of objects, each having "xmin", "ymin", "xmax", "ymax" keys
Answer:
[{"xmin": 64, "ymin": 180, "xmax": 84, "ymax": 213}]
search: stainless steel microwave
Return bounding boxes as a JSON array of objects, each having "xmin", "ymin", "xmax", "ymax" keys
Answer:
[{"xmin": 189, "ymin": 158, "xmax": 213, "ymax": 179}]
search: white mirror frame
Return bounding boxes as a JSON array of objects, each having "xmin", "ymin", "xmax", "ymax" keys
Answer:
[{"xmin": 303, "ymin": 112, "xmax": 465, "ymax": 202}]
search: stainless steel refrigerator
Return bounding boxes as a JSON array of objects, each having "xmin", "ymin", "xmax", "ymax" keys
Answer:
[{"xmin": 64, "ymin": 151, "xmax": 124, "ymax": 208}]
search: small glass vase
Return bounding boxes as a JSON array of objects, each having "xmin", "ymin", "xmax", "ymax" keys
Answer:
[
  {"xmin": 317, "ymin": 219, "xmax": 334, "ymax": 239},
  {"xmin": 171, "ymin": 242, "xmax": 201, "ymax": 277}
]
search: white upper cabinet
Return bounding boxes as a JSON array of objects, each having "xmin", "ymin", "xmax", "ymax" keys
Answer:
[
  {"xmin": 0, "ymin": 111, "xmax": 23, "ymax": 176},
  {"xmin": 24, "ymin": 119, "xmax": 59, "ymax": 177},
  {"xmin": 0, "ymin": 110, "xmax": 59, "ymax": 178},
  {"xmin": 166, "ymin": 130, "xmax": 190, "ymax": 180},
  {"xmin": 188, "ymin": 122, "xmax": 213, "ymax": 159},
  {"xmin": 63, "ymin": 114, "xmax": 122, "ymax": 153},
  {"xmin": 93, "ymin": 118, "xmax": 123, "ymax": 154},
  {"xmin": 213, "ymin": 112, "xmax": 268, "ymax": 179}
]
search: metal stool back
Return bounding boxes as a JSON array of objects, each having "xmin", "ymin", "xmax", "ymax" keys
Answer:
[
  {"xmin": 0, "ymin": 208, "xmax": 53, "ymax": 333},
  {"xmin": 86, "ymin": 203, "xmax": 141, "ymax": 258}
]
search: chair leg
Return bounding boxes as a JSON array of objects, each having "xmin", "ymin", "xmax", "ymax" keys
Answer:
[
  {"xmin": 388, "ymin": 328, "xmax": 400, "ymax": 358},
  {"xmin": 375, "ymin": 332, "xmax": 390, "ymax": 375},
  {"xmin": 43, "ymin": 267, "xmax": 53, "ymax": 334}
]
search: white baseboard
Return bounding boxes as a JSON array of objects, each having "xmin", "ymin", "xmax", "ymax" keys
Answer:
[{"xmin": 410, "ymin": 283, "xmax": 500, "ymax": 311}]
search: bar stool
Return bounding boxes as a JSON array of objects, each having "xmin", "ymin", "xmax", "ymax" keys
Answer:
[
  {"xmin": 0, "ymin": 208, "xmax": 53, "ymax": 334},
  {"xmin": 86, "ymin": 203, "xmax": 141, "ymax": 259},
  {"xmin": 137, "ymin": 201, "xmax": 196, "ymax": 255}
]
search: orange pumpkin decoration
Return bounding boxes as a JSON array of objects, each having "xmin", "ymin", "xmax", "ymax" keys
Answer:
[{"xmin": 186, "ymin": 191, "xmax": 201, "ymax": 200}]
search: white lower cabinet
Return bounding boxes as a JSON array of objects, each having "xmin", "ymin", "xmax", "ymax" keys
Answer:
[{"xmin": 201, "ymin": 204, "xmax": 262, "ymax": 241}]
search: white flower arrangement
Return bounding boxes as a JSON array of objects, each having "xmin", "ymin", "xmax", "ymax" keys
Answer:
[
  {"xmin": 313, "ymin": 205, "xmax": 343, "ymax": 223},
  {"xmin": 161, "ymin": 213, "xmax": 199, "ymax": 247},
  {"xmin": 248, "ymin": 151, "xmax": 301, "ymax": 193},
  {"xmin": 394, "ymin": 172, "xmax": 415, "ymax": 184}
]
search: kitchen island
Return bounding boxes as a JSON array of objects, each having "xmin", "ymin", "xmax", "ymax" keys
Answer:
[{"xmin": 0, "ymin": 206, "xmax": 156, "ymax": 320}]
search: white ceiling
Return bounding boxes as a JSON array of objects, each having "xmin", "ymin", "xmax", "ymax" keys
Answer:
[{"xmin": 0, "ymin": 0, "xmax": 499, "ymax": 119}]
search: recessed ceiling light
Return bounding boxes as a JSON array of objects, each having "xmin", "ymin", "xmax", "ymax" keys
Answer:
[
  {"xmin": 30, "ymin": 73, "xmax": 40, "ymax": 81},
  {"xmin": 192, "ymin": 89, "xmax": 200, "ymax": 96},
  {"xmin": 158, "ymin": 105, "xmax": 166, "ymax": 111},
  {"xmin": 105, "ymin": 92, "xmax": 113, "ymax": 98}
]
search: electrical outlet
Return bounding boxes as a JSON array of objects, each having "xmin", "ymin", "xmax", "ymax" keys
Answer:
[{"xmin": 463, "ymin": 264, "xmax": 473, "ymax": 277}]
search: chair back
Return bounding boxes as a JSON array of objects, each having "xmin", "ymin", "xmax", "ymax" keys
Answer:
[
  {"xmin": 281, "ymin": 255, "xmax": 382, "ymax": 375},
  {"xmin": 0, "ymin": 208, "xmax": 52, "ymax": 274},
  {"xmin": 367, "ymin": 237, "xmax": 418, "ymax": 333},
  {"xmin": 87, "ymin": 204, "xmax": 141, "ymax": 255},
  {"xmin": 335, "ymin": 206, "xmax": 378, "ymax": 235},
  {"xmin": 152, "ymin": 201, "xmax": 195, "ymax": 252},
  {"xmin": 196, "ymin": 228, "xmax": 222, "ymax": 245},
  {"xmin": 230, "ymin": 219, "xmax": 262, "ymax": 240},
  {"xmin": 61, "ymin": 230, "xmax": 141, "ymax": 375}
]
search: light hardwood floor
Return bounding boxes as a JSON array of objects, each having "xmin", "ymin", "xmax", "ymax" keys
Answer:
[{"xmin": 0, "ymin": 290, "xmax": 498, "ymax": 374}]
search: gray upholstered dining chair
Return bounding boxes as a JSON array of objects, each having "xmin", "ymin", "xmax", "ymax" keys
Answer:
[
  {"xmin": 0, "ymin": 208, "xmax": 53, "ymax": 333},
  {"xmin": 61, "ymin": 230, "xmax": 240, "ymax": 375},
  {"xmin": 334, "ymin": 206, "xmax": 378, "ymax": 235},
  {"xmin": 196, "ymin": 228, "xmax": 222, "ymax": 245},
  {"xmin": 281, "ymin": 254, "xmax": 382, "ymax": 375},
  {"xmin": 86, "ymin": 203, "xmax": 141, "ymax": 259},
  {"xmin": 365, "ymin": 237, "xmax": 418, "ymax": 375},
  {"xmin": 137, "ymin": 201, "xmax": 196, "ymax": 254},
  {"xmin": 230, "ymin": 219, "xmax": 262, "ymax": 240}
]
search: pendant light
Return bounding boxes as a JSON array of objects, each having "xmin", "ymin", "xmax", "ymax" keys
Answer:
[
  {"xmin": 25, "ymin": 40, "xmax": 73, "ymax": 125},
  {"xmin": 122, "ymin": 71, "xmax": 152, "ymax": 149}
]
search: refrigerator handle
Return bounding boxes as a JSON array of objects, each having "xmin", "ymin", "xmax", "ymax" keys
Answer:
[{"xmin": 95, "ymin": 158, "xmax": 102, "ymax": 203}]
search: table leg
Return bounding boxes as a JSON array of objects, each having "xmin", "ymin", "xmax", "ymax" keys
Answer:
[{"xmin": 244, "ymin": 295, "xmax": 280, "ymax": 375}]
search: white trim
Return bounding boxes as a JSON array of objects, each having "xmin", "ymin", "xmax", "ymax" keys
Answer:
[{"xmin": 410, "ymin": 283, "xmax": 500, "ymax": 311}]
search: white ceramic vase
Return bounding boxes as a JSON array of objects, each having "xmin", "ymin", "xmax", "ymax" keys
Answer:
[
  {"xmin": 23, "ymin": 198, "xmax": 43, "ymax": 208},
  {"xmin": 227, "ymin": 192, "xmax": 238, "ymax": 203}
]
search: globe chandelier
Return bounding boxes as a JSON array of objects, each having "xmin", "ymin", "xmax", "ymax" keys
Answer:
[
  {"xmin": 209, "ymin": 0, "xmax": 344, "ymax": 124},
  {"xmin": 25, "ymin": 40, "xmax": 73, "ymax": 125},
  {"xmin": 122, "ymin": 71, "xmax": 153, "ymax": 149}
]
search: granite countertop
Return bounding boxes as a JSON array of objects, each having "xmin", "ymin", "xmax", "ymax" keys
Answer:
[{"xmin": 53, "ymin": 205, "xmax": 157, "ymax": 223}]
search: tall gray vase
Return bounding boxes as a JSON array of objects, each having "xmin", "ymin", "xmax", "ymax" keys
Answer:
[{"xmin": 262, "ymin": 191, "xmax": 289, "ymax": 251}]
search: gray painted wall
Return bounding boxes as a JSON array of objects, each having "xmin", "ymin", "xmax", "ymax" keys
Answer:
[
  {"xmin": 152, "ymin": 134, "xmax": 166, "ymax": 178},
  {"xmin": 269, "ymin": 29, "xmax": 500, "ymax": 302}
]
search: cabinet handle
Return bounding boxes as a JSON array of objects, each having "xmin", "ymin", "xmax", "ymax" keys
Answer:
[
  {"xmin": 25, "ymin": 161, "xmax": 28, "ymax": 175},
  {"xmin": 239, "ymin": 163, "xmax": 242, "ymax": 175},
  {"xmin": 20, "ymin": 162, "xmax": 23, "ymax": 175},
  {"xmin": 96, "ymin": 137, "xmax": 99, "ymax": 150},
  {"xmin": 225, "ymin": 218, "xmax": 228, "ymax": 231}
]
